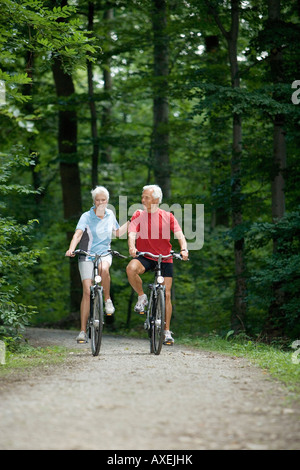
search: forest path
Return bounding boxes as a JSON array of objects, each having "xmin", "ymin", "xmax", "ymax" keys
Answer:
[{"xmin": 0, "ymin": 328, "xmax": 299, "ymax": 450}]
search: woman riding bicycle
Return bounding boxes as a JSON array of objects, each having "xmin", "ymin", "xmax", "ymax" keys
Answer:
[{"xmin": 66, "ymin": 186, "xmax": 128, "ymax": 343}]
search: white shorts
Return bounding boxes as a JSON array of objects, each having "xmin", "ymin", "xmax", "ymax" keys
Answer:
[{"xmin": 78, "ymin": 255, "xmax": 112, "ymax": 281}]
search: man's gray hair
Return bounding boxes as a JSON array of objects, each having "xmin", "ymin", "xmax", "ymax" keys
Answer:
[
  {"xmin": 91, "ymin": 185, "xmax": 109, "ymax": 202},
  {"xmin": 143, "ymin": 184, "xmax": 163, "ymax": 203}
]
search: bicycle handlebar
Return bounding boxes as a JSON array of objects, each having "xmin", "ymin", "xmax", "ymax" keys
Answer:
[
  {"xmin": 136, "ymin": 250, "xmax": 185, "ymax": 261},
  {"xmin": 73, "ymin": 249, "xmax": 127, "ymax": 259}
]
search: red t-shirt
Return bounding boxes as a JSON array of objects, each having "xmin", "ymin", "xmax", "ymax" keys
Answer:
[{"xmin": 129, "ymin": 208, "xmax": 181, "ymax": 263}]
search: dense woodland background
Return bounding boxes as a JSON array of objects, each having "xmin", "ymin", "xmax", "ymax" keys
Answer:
[{"xmin": 1, "ymin": 0, "xmax": 300, "ymax": 343}]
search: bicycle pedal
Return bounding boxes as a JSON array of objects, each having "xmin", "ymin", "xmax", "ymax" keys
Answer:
[{"xmin": 135, "ymin": 309, "xmax": 145, "ymax": 315}]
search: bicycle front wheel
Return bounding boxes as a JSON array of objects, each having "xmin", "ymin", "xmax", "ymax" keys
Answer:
[
  {"xmin": 152, "ymin": 286, "xmax": 165, "ymax": 355},
  {"xmin": 91, "ymin": 288, "xmax": 104, "ymax": 356},
  {"xmin": 147, "ymin": 291, "xmax": 154, "ymax": 353}
]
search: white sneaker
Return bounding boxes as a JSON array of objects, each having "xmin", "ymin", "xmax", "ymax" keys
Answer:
[
  {"xmin": 76, "ymin": 331, "xmax": 87, "ymax": 343},
  {"xmin": 163, "ymin": 330, "xmax": 174, "ymax": 345},
  {"xmin": 105, "ymin": 299, "xmax": 115, "ymax": 315},
  {"xmin": 134, "ymin": 294, "xmax": 148, "ymax": 314}
]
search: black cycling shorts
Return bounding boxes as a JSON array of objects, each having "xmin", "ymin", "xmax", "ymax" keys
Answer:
[{"xmin": 135, "ymin": 255, "xmax": 173, "ymax": 278}]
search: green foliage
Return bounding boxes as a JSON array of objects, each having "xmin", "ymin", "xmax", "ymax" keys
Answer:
[
  {"xmin": 0, "ymin": 151, "xmax": 44, "ymax": 339},
  {"xmin": 19, "ymin": 221, "xmax": 70, "ymax": 325},
  {"xmin": 0, "ymin": 0, "xmax": 97, "ymax": 71},
  {"xmin": 246, "ymin": 211, "xmax": 300, "ymax": 337},
  {"xmin": 0, "ymin": 0, "xmax": 299, "ymax": 343}
]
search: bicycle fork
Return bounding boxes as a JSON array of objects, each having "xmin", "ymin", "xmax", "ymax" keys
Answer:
[
  {"xmin": 144, "ymin": 287, "xmax": 161, "ymax": 331},
  {"xmin": 90, "ymin": 285, "xmax": 103, "ymax": 329},
  {"xmin": 91, "ymin": 259, "xmax": 102, "ymax": 329},
  {"xmin": 144, "ymin": 288, "xmax": 153, "ymax": 331}
]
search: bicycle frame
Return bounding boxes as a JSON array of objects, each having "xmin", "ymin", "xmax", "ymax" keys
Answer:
[
  {"xmin": 73, "ymin": 249, "xmax": 126, "ymax": 355},
  {"xmin": 75, "ymin": 248, "xmax": 110, "ymax": 307},
  {"xmin": 136, "ymin": 250, "xmax": 183, "ymax": 354},
  {"xmin": 75, "ymin": 247, "xmax": 126, "ymax": 286},
  {"xmin": 142, "ymin": 254, "xmax": 166, "ymax": 331}
]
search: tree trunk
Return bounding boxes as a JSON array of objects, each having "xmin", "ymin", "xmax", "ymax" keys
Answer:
[
  {"xmin": 226, "ymin": 1, "xmax": 246, "ymax": 332},
  {"xmin": 101, "ymin": 4, "xmax": 114, "ymax": 165},
  {"xmin": 231, "ymin": 112, "xmax": 246, "ymax": 332},
  {"xmin": 24, "ymin": 51, "xmax": 42, "ymax": 211},
  {"xmin": 265, "ymin": 0, "xmax": 287, "ymax": 336},
  {"xmin": 52, "ymin": 58, "xmax": 82, "ymax": 314},
  {"xmin": 271, "ymin": 115, "xmax": 286, "ymax": 223},
  {"xmin": 87, "ymin": 1, "xmax": 100, "ymax": 187},
  {"xmin": 269, "ymin": 0, "xmax": 286, "ymax": 224},
  {"xmin": 152, "ymin": 0, "xmax": 170, "ymax": 199},
  {"xmin": 205, "ymin": 35, "xmax": 230, "ymax": 229},
  {"xmin": 208, "ymin": 0, "xmax": 246, "ymax": 331}
]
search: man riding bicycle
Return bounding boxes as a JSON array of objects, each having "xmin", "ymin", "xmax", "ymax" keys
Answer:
[{"xmin": 126, "ymin": 184, "xmax": 188, "ymax": 345}]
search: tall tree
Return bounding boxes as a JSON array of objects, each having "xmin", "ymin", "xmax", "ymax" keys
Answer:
[
  {"xmin": 207, "ymin": 0, "xmax": 246, "ymax": 332},
  {"xmin": 204, "ymin": 35, "xmax": 230, "ymax": 229},
  {"xmin": 87, "ymin": 1, "xmax": 100, "ymax": 187},
  {"xmin": 0, "ymin": 0, "xmax": 94, "ymax": 328},
  {"xmin": 52, "ymin": 1, "xmax": 83, "ymax": 312},
  {"xmin": 264, "ymin": 0, "xmax": 287, "ymax": 334},
  {"xmin": 268, "ymin": 0, "xmax": 286, "ymax": 225},
  {"xmin": 101, "ymin": 3, "xmax": 114, "ymax": 165},
  {"xmin": 151, "ymin": 0, "xmax": 171, "ymax": 198}
]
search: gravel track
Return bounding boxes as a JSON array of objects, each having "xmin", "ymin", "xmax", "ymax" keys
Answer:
[{"xmin": 0, "ymin": 327, "xmax": 299, "ymax": 450}]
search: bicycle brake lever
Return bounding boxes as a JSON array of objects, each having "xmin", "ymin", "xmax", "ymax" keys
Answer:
[{"xmin": 112, "ymin": 250, "xmax": 127, "ymax": 259}]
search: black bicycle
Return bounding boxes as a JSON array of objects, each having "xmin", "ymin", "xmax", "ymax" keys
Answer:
[
  {"xmin": 136, "ymin": 250, "xmax": 184, "ymax": 355},
  {"xmin": 74, "ymin": 249, "xmax": 127, "ymax": 356}
]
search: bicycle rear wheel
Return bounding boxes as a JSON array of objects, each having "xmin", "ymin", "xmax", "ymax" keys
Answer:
[
  {"xmin": 152, "ymin": 286, "xmax": 165, "ymax": 355},
  {"xmin": 91, "ymin": 288, "xmax": 104, "ymax": 356}
]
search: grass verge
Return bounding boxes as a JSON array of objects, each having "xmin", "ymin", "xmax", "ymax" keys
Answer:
[{"xmin": 0, "ymin": 342, "xmax": 70, "ymax": 379}]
